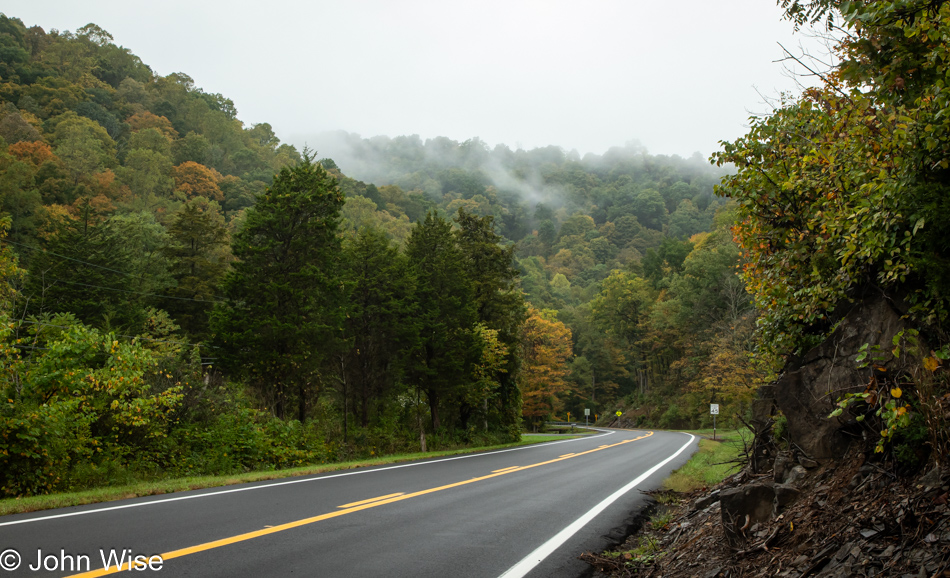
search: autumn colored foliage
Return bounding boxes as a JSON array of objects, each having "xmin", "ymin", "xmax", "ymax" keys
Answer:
[
  {"xmin": 172, "ymin": 161, "xmax": 223, "ymax": 200},
  {"xmin": 126, "ymin": 111, "xmax": 178, "ymax": 140},
  {"xmin": 520, "ymin": 308, "xmax": 573, "ymax": 421},
  {"xmin": 7, "ymin": 140, "xmax": 56, "ymax": 166},
  {"xmin": 715, "ymin": 0, "xmax": 950, "ymax": 354}
]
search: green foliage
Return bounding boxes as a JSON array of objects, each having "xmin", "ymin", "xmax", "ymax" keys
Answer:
[
  {"xmin": 706, "ymin": 1, "xmax": 950, "ymax": 468},
  {"xmin": 773, "ymin": 412, "xmax": 789, "ymax": 446},
  {"xmin": 829, "ymin": 329, "xmax": 931, "ymax": 458},
  {"xmin": 338, "ymin": 227, "xmax": 415, "ymax": 428},
  {"xmin": 161, "ymin": 200, "xmax": 229, "ymax": 338},
  {"xmin": 663, "ymin": 432, "xmax": 746, "ymax": 492},
  {"xmin": 649, "ymin": 510, "xmax": 675, "ymax": 531},
  {"xmin": 0, "ymin": 313, "xmax": 183, "ymax": 496},
  {"xmin": 715, "ymin": 0, "xmax": 950, "ymax": 355},
  {"xmin": 169, "ymin": 408, "xmax": 332, "ymax": 475},
  {"xmin": 891, "ymin": 411, "xmax": 929, "ymax": 468},
  {"xmin": 24, "ymin": 211, "xmax": 147, "ymax": 330},
  {"xmin": 405, "ymin": 211, "xmax": 477, "ymax": 430},
  {"xmin": 455, "ymin": 209, "xmax": 526, "ymax": 436},
  {"xmin": 658, "ymin": 403, "xmax": 684, "ymax": 429},
  {"xmin": 591, "ymin": 270, "xmax": 655, "ymax": 344},
  {"xmin": 642, "ymin": 237, "xmax": 693, "ymax": 287},
  {"xmin": 605, "ymin": 535, "xmax": 664, "ymax": 568},
  {"xmin": 213, "ymin": 154, "xmax": 344, "ymax": 421},
  {"xmin": 0, "ymin": 215, "xmax": 22, "ymax": 308}
]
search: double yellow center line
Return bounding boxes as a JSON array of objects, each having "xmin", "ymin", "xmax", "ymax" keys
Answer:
[{"xmin": 68, "ymin": 431, "xmax": 653, "ymax": 576}]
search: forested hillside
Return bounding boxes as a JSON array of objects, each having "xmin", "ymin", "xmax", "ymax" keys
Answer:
[
  {"xmin": 0, "ymin": 13, "xmax": 760, "ymax": 497},
  {"xmin": 320, "ymin": 132, "xmax": 761, "ymax": 428}
]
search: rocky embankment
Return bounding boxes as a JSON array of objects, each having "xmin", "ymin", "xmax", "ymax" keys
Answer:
[{"xmin": 583, "ymin": 444, "xmax": 949, "ymax": 577}]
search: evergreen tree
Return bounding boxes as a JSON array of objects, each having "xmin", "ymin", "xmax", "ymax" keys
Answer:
[
  {"xmin": 161, "ymin": 200, "xmax": 229, "ymax": 339},
  {"xmin": 454, "ymin": 209, "xmax": 526, "ymax": 437},
  {"xmin": 24, "ymin": 206, "xmax": 144, "ymax": 330},
  {"xmin": 339, "ymin": 227, "xmax": 415, "ymax": 428},
  {"xmin": 405, "ymin": 212, "xmax": 476, "ymax": 431},
  {"xmin": 212, "ymin": 155, "xmax": 344, "ymax": 420}
]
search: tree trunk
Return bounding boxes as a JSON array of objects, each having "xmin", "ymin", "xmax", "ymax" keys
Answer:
[
  {"xmin": 275, "ymin": 381, "xmax": 285, "ymax": 420},
  {"xmin": 428, "ymin": 387, "xmax": 441, "ymax": 431},
  {"xmin": 359, "ymin": 354, "xmax": 370, "ymax": 427},
  {"xmin": 360, "ymin": 371, "xmax": 369, "ymax": 427},
  {"xmin": 339, "ymin": 355, "xmax": 348, "ymax": 444},
  {"xmin": 297, "ymin": 382, "xmax": 307, "ymax": 422},
  {"xmin": 416, "ymin": 387, "xmax": 427, "ymax": 452}
]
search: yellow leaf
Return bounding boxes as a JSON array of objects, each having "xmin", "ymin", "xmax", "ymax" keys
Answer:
[
  {"xmin": 891, "ymin": 387, "xmax": 902, "ymax": 398},
  {"xmin": 923, "ymin": 356, "xmax": 940, "ymax": 372}
]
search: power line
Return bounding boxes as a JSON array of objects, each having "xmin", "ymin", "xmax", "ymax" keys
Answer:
[
  {"xmin": 1, "ymin": 238, "xmax": 137, "ymax": 279},
  {"xmin": 1, "ymin": 239, "xmax": 228, "ymax": 303},
  {"xmin": 11, "ymin": 319, "xmax": 221, "ymax": 349},
  {"xmin": 51, "ymin": 278, "xmax": 224, "ymax": 304},
  {"xmin": 8, "ymin": 345, "xmax": 218, "ymax": 366}
]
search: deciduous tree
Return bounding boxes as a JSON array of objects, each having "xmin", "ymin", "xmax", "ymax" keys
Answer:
[{"xmin": 520, "ymin": 308, "xmax": 572, "ymax": 424}]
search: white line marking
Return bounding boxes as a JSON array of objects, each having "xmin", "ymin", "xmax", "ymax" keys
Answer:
[
  {"xmin": 498, "ymin": 433, "xmax": 697, "ymax": 578},
  {"xmin": 0, "ymin": 430, "xmax": 618, "ymax": 528}
]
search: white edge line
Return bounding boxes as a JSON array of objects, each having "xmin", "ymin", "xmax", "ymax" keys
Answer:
[
  {"xmin": 498, "ymin": 433, "xmax": 697, "ymax": 578},
  {"xmin": 0, "ymin": 429, "xmax": 619, "ymax": 528}
]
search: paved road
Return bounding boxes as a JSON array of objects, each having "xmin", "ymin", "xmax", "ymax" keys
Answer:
[{"xmin": 0, "ymin": 429, "xmax": 696, "ymax": 578}]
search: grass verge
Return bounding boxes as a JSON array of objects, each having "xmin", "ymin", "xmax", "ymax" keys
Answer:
[
  {"xmin": 663, "ymin": 429, "xmax": 747, "ymax": 493},
  {"xmin": 0, "ymin": 434, "xmax": 579, "ymax": 517}
]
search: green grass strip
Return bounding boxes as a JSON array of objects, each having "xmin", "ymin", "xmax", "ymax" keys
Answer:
[{"xmin": 663, "ymin": 429, "xmax": 747, "ymax": 493}]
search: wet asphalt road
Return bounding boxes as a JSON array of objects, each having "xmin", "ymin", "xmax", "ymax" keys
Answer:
[{"xmin": 0, "ymin": 429, "xmax": 696, "ymax": 578}]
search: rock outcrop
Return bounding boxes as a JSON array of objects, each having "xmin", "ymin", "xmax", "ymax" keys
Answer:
[{"xmin": 762, "ymin": 293, "xmax": 922, "ymax": 459}]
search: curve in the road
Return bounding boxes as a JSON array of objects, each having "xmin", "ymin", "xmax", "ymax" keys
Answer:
[
  {"xmin": 498, "ymin": 432, "xmax": 695, "ymax": 578},
  {"xmin": 63, "ymin": 430, "xmax": 657, "ymax": 577}
]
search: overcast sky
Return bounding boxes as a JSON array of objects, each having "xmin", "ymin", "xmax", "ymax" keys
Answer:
[{"xmin": 4, "ymin": 1, "xmax": 824, "ymax": 158}]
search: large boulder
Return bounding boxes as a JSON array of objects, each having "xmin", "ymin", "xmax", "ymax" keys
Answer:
[
  {"xmin": 720, "ymin": 483, "xmax": 775, "ymax": 547},
  {"xmin": 773, "ymin": 483, "xmax": 801, "ymax": 512},
  {"xmin": 771, "ymin": 293, "xmax": 922, "ymax": 459}
]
